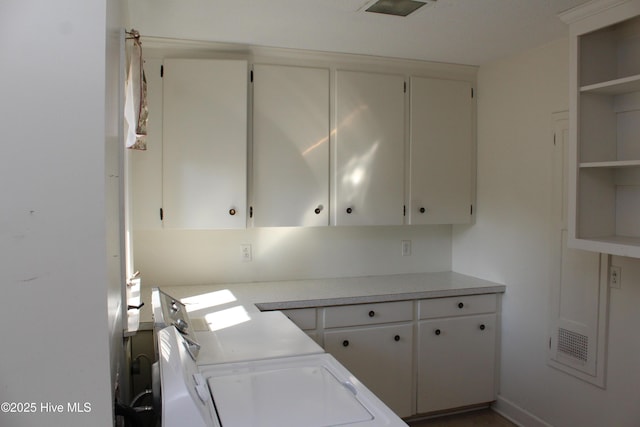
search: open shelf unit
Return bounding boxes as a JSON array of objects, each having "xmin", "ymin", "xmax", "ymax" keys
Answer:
[{"xmin": 564, "ymin": 2, "xmax": 640, "ymax": 258}]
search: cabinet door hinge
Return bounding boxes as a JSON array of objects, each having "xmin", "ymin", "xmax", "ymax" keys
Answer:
[
  {"xmin": 250, "ymin": 70, "xmax": 253, "ymax": 82},
  {"xmin": 470, "ymin": 204, "xmax": 473, "ymax": 215},
  {"xmin": 160, "ymin": 208, "xmax": 164, "ymax": 220},
  {"xmin": 249, "ymin": 206, "xmax": 253, "ymax": 218},
  {"xmin": 160, "ymin": 65, "xmax": 164, "ymax": 78},
  {"xmin": 553, "ymin": 132, "xmax": 557, "ymax": 146},
  {"xmin": 403, "ymin": 205, "xmax": 406, "ymax": 216},
  {"xmin": 404, "ymin": 81, "xmax": 407, "ymax": 93},
  {"xmin": 471, "ymin": 87, "xmax": 474, "ymax": 98}
]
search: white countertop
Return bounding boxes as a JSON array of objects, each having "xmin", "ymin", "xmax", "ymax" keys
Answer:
[{"xmin": 144, "ymin": 271, "xmax": 505, "ymax": 326}]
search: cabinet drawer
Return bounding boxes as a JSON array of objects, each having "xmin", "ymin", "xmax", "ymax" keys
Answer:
[
  {"xmin": 419, "ymin": 294, "xmax": 497, "ymax": 320},
  {"xmin": 324, "ymin": 301, "xmax": 413, "ymax": 328},
  {"xmin": 281, "ymin": 308, "xmax": 316, "ymax": 330}
]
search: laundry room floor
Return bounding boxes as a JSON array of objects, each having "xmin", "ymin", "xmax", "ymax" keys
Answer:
[{"xmin": 407, "ymin": 408, "xmax": 517, "ymax": 427}]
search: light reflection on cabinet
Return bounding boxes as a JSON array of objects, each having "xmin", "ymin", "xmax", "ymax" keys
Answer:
[
  {"xmin": 251, "ymin": 64, "xmax": 330, "ymax": 227},
  {"xmin": 334, "ymin": 70, "xmax": 405, "ymax": 226}
]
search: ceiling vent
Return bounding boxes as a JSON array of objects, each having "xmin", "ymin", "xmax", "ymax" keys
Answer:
[{"xmin": 365, "ymin": 0, "xmax": 434, "ymax": 17}]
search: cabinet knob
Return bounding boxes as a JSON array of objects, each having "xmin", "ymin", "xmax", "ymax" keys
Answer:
[
  {"xmin": 368, "ymin": 310, "xmax": 375, "ymax": 317},
  {"xmin": 170, "ymin": 301, "xmax": 180, "ymax": 313},
  {"xmin": 434, "ymin": 329, "xmax": 441, "ymax": 336},
  {"xmin": 174, "ymin": 318, "xmax": 189, "ymax": 333},
  {"xmin": 419, "ymin": 207, "xmax": 426, "ymax": 214},
  {"xmin": 458, "ymin": 302, "xmax": 464, "ymax": 309},
  {"xmin": 229, "ymin": 208, "xmax": 236, "ymax": 216},
  {"xmin": 479, "ymin": 324, "xmax": 486, "ymax": 331},
  {"xmin": 346, "ymin": 207, "xmax": 353, "ymax": 214},
  {"xmin": 394, "ymin": 335, "xmax": 400, "ymax": 342},
  {"xmin": 314, "ymin": 205, "xmax": 323, "ymax": 214},
  {"xmin": 342, "ymin": 340, "xmax": 349, "ymax": 347}
]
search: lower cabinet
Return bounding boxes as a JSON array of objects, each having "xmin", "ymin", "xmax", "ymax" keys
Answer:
[
  {"xmin": 417, "ymin": 313, "xmax": 496, "ymax": 413},
  {"xmin": 281, "ymin": 307, "xmax": 322, "ymax": 346},
  {"xmin": 324, "ymin": 323, "xmax": 414, "ymax": 418},
  {"xmin": 281, "ymin": 294, "xmax": 500, "ymax": 419}
]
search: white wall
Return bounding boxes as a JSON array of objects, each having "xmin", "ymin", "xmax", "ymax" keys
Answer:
[
  {"xmin": 453, "ymin": 38, "xmax": 640, "ymax": 426},
  {"xmin": 106, "ymin": 0, "xmax": 129, "ymax": 408},
  {"xmin": 0, "ymin": 1, "xmax": 126, "ymax": 425},
  {"xmin": 134, "ymin": 225, "xmax": 452, "ymax": 287}
]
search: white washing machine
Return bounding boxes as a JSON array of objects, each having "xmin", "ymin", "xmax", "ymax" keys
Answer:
[
  {"xmin": 157, "ymin": 326, "xmax": 408, "ymax": 427},
  {"xmin": 152, "ymin": 288, "xmax": 408, "ymax": 427}
]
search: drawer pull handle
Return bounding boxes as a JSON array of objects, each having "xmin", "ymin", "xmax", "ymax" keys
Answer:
[
  {"xmin": 314, "ymin": 206, "xmax": 322, "ymax": 214},
  {"xmin": 368, "ymin": 310, "xmax": 375, "ymax": 317},
  {"xmin": 229, "ymin": 208, "xmax": 236, "ymax": 216},
  {"xmin": 479, "ymin": 324, "xmax": 486, "ymax": 331},
  {"xmin": 458, "ymin": 302, "xmax": 464, "ymax": 309},
  {"xmin": 419, "ymin": 207, "xmax": 426, "ymax": 213},
  {"xmin": 434, "ymin": 329, "xmax": 441, "ymax": 336},
  {"xmin": 346, "ymin": 207, "xmax": 353, "ymax": 214},
  {"xmin": 394, "ymin": 335, "xmax": 400, "ymax": 342},
  {"xmin": 343, "ymin": 340, "xmax": 349, "ymax": 347}
]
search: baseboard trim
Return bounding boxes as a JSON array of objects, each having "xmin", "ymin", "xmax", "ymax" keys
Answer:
[{"xmin": 491, "ymin": 395, "xmax": 553, "ymax": 427}]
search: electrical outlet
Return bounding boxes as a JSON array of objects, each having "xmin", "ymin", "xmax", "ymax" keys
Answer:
[
  {"xmin": 401, "ymin": 240, "xmax": 411, "ymax": 256},
  {"xmin": 610, "ymin": 265, "xmax": 621, "ymax": 289},
  {"xmin": 240, "ymin": 244, "xmax": 252, "ymax": 262}
]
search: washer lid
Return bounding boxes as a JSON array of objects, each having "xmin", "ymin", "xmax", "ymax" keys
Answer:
[
  {"xmin": 208, "ymin": 365, "xmax": 373, "ymax": 427},
  {"xmin": 195, "ymin": 311, "xmax": 323, "ymax": 365}
]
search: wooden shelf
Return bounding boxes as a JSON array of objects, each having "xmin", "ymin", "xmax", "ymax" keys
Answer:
[
  {"xmin": 570, "ymin": 235, "xmax": 640, "ymax": 259},
  {"xmin": 570, "ymin": 8, "xmax": 640, "ymax": 259},
  {"xmin": 580, "ymin": 74, "xmax": 640, "ymax": 95},
  {"xmin": 579, "ymin": 160, "xmax": 640, "ymax": 168}
]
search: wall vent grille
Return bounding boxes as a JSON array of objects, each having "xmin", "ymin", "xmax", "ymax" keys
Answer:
[{"xmin": 557, "ymin": 327, "xmax": 589, "ymax": 362}]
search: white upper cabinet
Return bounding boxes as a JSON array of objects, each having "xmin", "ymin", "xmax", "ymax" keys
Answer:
[
  {"xmin": 334, "ymin": 70, "xmax": 405, "ymax": 226},
  {"xmin": 142, "ymin": 45, "xmax": 477, "ymax": 230},
  {"xmin": 409, "ymin": 77, "xmax": 473, "ymax": 224},
  {"xmin": 251, "ymin": 64, "xmax": 330, "ymax": 227},
  {"xmin": 562, "ymin": 0, "xmax": 640, "ymax": 257},
  {"xmin": 161, "ymin": 59, "xmax": 248, "ymax": 229}
]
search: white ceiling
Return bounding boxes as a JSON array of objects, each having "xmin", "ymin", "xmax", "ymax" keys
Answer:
[{"xmin": 127, "ymin": 0, "xmax": 591, "ymax": 65}]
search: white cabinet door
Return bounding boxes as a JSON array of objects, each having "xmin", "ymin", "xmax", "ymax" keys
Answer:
[
  {"xmin": 252, "ymin": 64, "xmax": 329, "ymax": 227},
  {"xmin": 162, "ymin": 59, "xmax": 248, "ymax": 229},
  {"xmin": 324, "ymin": 323, "xmax": 413, "ymax": 417},
  {"xmin": 334, "ymin": 70, "xmax": 405, "ymax": 226},
  {"xmin": 548, "ymin": 111, "xmax": 608, "ymax": 386},
  {"xmin": 409, "ymin": 77, "xmax": 473, "ymax": 224},
  {"xmin": 417, "ymin": 314, "xmax": 496, "ymax": 413}
]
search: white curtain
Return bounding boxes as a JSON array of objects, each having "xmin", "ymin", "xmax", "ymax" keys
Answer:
[{"xmin": 124, "ymin": 30, "xmax": 147, "ymax": 150}]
